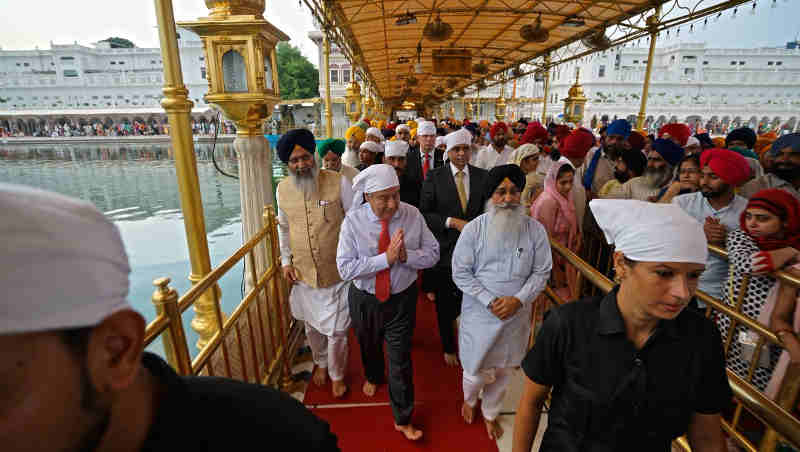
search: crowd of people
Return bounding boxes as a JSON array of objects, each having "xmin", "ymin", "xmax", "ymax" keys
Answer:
[
  {"xmin": 3, "ymin": 112, "xmax": 800, "ymax": 451},
  {"xmin": 0, "ymin": 118, "xmax": 237, "ymax": 137}
]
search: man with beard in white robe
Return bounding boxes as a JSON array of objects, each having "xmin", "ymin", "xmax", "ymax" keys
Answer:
[
  {"xmin": 451, "ymin": 164, "xmax": 552, "ymax": 440},
  {"xmin": 275, "ymin": 129, "xmax": 354, "ymax": 398}
]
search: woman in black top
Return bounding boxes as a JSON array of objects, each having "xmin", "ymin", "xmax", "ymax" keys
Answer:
[{"xmin": 513, "ymin": 199, "xmax": 732, "ymax": 452}]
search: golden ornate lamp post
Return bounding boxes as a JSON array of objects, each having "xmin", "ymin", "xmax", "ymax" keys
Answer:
[
  {"xmin": 495, "ymin": 81, "xmax": 507, "ymax": 121},
  {"xmin": 449, "ymin": 103, "xmax": 455, "ymax": 118},
  {"xmin": 465, "ymin": 99, "xmax": 473, "ymax": 119},
  {"xmin": 562, "ymin": 68, "xmax": 587, "ymax": 124},
  {"xmin": 363, "ymin": 92, "xmax": 375, "ymax": 119},
  {"xmin": 179, "ymin": 0, "xmax": 289, "ymax": 347},
  {"xmin": 344, "ymin": 77, "xmax": 362, "ymax": 122}
]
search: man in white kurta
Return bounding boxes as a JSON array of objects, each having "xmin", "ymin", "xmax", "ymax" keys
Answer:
[
  {"xmin": 275, "ymin": 129, "xmax": 354, "ymax": 398},
  {"xmin": 452, "ymin": 164, "xmax": 552, "ymax": 440}
]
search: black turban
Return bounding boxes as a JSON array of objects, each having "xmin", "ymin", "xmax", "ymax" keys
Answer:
[
  {"xmin": 726, "ymin": 127, "xmax": 757, "ymax": 149},
  {"xmin": 486, "ymin": 164, "xmax": 526, "ymax": 197},
  {"xmin": 276, "ymin": 128, "xmax": 316, "ymax": 164},
  {"xmin": 620, "ymin": 148, "xmax": 647, "ymax": 178},
  {"xmin": 695, "ymin": 132, "xmax": 714, "ymax": 150},
  {"xmin": 381, "ymin": 129, "xmax": 396, "ymax": 140}
]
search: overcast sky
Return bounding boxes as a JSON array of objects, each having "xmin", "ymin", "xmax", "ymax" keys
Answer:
[{"xmin": 0, "ymin": 1, "xmax": 797, "ymax": 67}]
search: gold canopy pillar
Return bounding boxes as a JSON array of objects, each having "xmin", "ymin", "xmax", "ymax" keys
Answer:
[
  {"xmin": 541, "ymin": 53, "xmax": 551, "ymax": 124},
  {"xmin": 154, "ymin": 0, "xmax": 220, "ymax": 349},
  {"xmin": 322, "ymin": 7, "xmax": 333, "ymax": 137},
  {"xmin": 637, "ymin": 6, "xmax": 661, "ymax": 130}
]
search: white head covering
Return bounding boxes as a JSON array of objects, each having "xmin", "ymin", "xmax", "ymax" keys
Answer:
[
  {"xmin": 385, "ymin": 140, "xmax": 409, "ymax": 158},
  {"xmin": 435, "ymin": 136, "xmax": 446, "ymax": 148},
  {"xmin": 508, "ymin": 143, "xmax": 541, "ymax": 166},
  {"xmin": 0, "ymin": 183, "xmax": 132, "ymax": 334},
  {"xmin": 418, "ymin": 121, "xmax": 436, "ymax": 136},
  {"xmin": 589, "ymin": 199, "xmax": 708, "ymax": 264},
  {"xmin": 351, "ymin": 164, "xmax": 401, "ymax": 208},
  {"xmin": 396, "ymin": 124, "xmax": 410, "ymax": 133},
  {"xmin": 366, "ymin": 127, "xmax": 384, "ymax": 141},
  {"xmin": 445, "ymin": 128, "xmax": 472, "ymax": 151},
  {"xmin": 685, "ymin": 136, "xmax": 700, "ymax": 148},
  {"xmin": 360, "ymin": 140, "xmax": 383, "ymax": 154}
]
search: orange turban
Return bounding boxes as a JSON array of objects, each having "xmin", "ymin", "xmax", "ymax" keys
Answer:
[{"xmin": 700, "ymin": 148, "xmax": 751, "ymax": 186}]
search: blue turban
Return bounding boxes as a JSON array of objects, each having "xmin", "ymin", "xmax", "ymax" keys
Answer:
[
  {"xmin": 652, "ymin": 138, "xmax": 685, "ymax": 166},
  {"xmin": 770, "ymin": 133, "xmax": 800, "ymax": 157},
  {"xmin": 606, "ymin": 119, "xmax": 632, "ymax": 139},
  {"xmin": 276, "ymin": 128, "xmax": 316, "ymax": 164}
]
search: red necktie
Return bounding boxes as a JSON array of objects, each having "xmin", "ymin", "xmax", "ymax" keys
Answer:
[
  {"xmin": 422, "ymin": 153, "xmax": 430, "ymax": 179},
  {"xmin": 375, "ymin": 219, "xmax": 391, "ymax": 302}
]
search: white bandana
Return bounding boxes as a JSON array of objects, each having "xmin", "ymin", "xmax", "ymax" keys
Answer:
[
  {"xmin": 351, "ymin": 164, "xmax": 400, "ymax": 208},
  {"xmin": 0, "ymin": 183, "xmax": 132, "ymax": 334},
  {"xmin": 589, "ymin": 199, "xmax": 708, "ymax": 264},
  {"xmin": 360, "ymin": 141, "xmax": 383, "ymax": 154},
  {"xmin": 418, "ymin": 121, "xmax": 436, "ymax": 136},
  {"xmin": 384, "ymin": 140, "xmax": 409, "ymax": 158},
  {"xmin": 366, "ymin": 127, "xmax": 384, "ymax": 141},
  {"xmin": 445, "ymin": 128, "xmax": 472, "ymax": 151}
]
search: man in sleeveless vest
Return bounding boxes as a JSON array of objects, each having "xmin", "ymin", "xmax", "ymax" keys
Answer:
[{"xmin": 276, "ymin": 129, "xmax": 355, "ymax": 398}]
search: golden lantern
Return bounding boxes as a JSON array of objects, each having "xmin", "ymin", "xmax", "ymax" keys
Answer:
[
  {"xmin": 344, "ymin": 78, "xmax": 362, "ymax": 122},
  {"xmin": 495, "ymin": 81, "xmax": 508, "ymax": 121},
  {"xmin": 466, "ymin": 100, "xmax": 473, "ymax": 118},
  {"xmin": 562, "ymin": 68, "xmax": 587, "ymax": 124},
  {"xmin": 178, "ymin": 1, "xmax": 289, "ymax": 135},
  {"xmin": 363, "ymin": 93, "xmax": 375, "ymax": 119},
  {"xmin": 449, "ymin": 103, "xmax": 455, "ymax": 117}
]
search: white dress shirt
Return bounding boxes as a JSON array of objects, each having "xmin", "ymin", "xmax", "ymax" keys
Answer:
[
  {"xmin": 474, "ymin": 145, "xmax": 514, "ymax": 170},
  {"xmin": 337, "ymin": 202, "xmax": 440, "ymax": 295},
  {"xmin": 276, "ymin": 174, "xmax": 354, "ymax": 267},
  {"xmin": 446, "ymin": 162, "xmax": 470, "ymax": 229}
]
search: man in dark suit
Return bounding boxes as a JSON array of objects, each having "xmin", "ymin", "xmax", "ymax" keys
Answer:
[
  {"xmin": 407, "ymin": 121, "xmax": 445, "ymax": 188},
  {"xmin": 384, "ymin": 140, "xmax": 420, "ymax": 207},
  {"xmin": 420, "ymin": 128, "xmax": 489, "ymax": 366}
]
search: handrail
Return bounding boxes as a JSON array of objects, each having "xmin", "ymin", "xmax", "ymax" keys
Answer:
[
  {"xmin": 550, "ymin": 237, "xmax": 800, "ymax": 451},
  {"xmin": 708, "ymin": 243, "xmax": 800, "ymax": 287}
]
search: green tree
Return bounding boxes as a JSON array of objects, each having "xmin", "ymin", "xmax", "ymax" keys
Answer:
[
  {"xmin": 100, "ymin": 37, "xmax": 135, "ymax": 48},
  {"xmin": 276, "ymin": 42, "xmax": 319, "ymax": 100}
]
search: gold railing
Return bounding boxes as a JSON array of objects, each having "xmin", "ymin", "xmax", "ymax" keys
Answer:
[
  {"xmin": 143, "ymin": 206, "xmax": 299, "ymax": 388},
  {"xmin": 545, "ymin": 237, "xmax": 800, "ymax": 451}
]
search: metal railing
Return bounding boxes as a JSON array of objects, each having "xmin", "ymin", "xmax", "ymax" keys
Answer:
[
  {"xmin": 142, "ymin": 206, "xmax": 300, "ymax": 388},
  {"xmin": 543, "ymin": 236, "xmax": 800, "ymax": 451}
]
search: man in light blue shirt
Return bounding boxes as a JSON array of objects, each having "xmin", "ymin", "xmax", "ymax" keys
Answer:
[
  {"xmin": 672, "ymin": 149, "xmax": 750, "ymax": 303},
  {"xmin": 336, "ymin": 164, "xmax": 439, "ymax": 442}
]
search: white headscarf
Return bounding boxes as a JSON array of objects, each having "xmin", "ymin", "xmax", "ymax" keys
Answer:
[
  {"xmin": 418, "ymin": 121, "xmax": 436, "ymax": 136},
  {"xmin": 385, "ymin": 140, "xmax": 409, "ymax": 158},
  {"xmin": 0, "ymin": 183, "xmax": 132, "ymax": 334},
  {"xmin": 589, "ymin": 199, "xmax": 708, "ymax": 264},
  {"xmin": 360, "ymin": 140, "xmax": 383, "ymax": 154},
  {"xmin": 445, "ymin": 128, "xmax": 472, "ymax": 151},
  {"xmin": 366, "ymin": 127, "xmax": 384, "ymax": 141},
  {"xmin": 351, "ymin": 164, "xmax": 400, "ymax": 209},
  {"xmin": 396, "ymin": 124, "xmax": 410, "ymax": 133}
]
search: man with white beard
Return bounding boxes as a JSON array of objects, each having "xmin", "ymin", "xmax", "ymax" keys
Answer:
[
  {"xmin": 451, "ymin": 164, "xmax": 552, "ymax": 440},
  {"xmin": 604, "ymin": 138, "xmax": 685, "ymax": 202},
  {"xmin": 275, "ymin": 129, "xmax": 354, "ymax": 398}
]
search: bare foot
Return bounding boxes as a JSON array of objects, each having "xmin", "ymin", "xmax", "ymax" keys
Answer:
[
  {"xmin": 461, "ymin": 401, "xmax": 475, "ymax": 424},
  {"xmin": 394, "ymin": 423, "xmax": 423, "ymax": 441},
  {"xmin": 362, "ymin": 381, "xmax": 377, "ymax": 397},
  {"xmin": 332, "ymin": 379, "xmax": 347, "ymax": 398},
  {"xmin": 312, "ymin": 366, "xmax": 328, "ymax": 386},
  {"xmin": 444, "ymin": 353, "xmax": 459, "ymax": 367},
  {"xmin": 426, "ymin": 292, "xmax": 436, "ymax": 301},
  {"xmin": 485, "ymin": 418, "xmax": 504, "ymax": 440}
]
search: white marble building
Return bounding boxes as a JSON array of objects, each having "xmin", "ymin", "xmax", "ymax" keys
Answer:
[{"xmin": 0, "ymin": 29, "xmax": 215, "ymax": 134}]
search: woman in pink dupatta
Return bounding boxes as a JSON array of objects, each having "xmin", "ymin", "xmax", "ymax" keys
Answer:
[{"xmin": 531, "ymin": 156, "xmax": 579, "ymax": 300}]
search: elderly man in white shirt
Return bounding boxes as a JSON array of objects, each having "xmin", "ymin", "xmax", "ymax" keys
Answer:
[{"xmin": 337, "ymin": 164, "xmax": 440, "ymax": 442}]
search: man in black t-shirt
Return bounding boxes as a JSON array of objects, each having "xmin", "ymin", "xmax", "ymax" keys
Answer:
[{"xmin": 0, "ymin": 184, "xmax": 339, "ymax": 452}]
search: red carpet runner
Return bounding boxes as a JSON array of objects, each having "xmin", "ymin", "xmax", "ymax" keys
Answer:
[{"xmin": 304, "ymin": 294, "xmax": 500, "ymax": 451}]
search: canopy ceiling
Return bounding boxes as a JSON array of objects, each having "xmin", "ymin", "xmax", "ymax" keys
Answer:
[{"xmin": 306, "ymin": 0, "xmax": 748, "ymax": 110}]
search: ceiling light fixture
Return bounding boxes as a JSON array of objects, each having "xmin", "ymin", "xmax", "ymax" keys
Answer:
[
  {"xmin": 562, "ymin": 15, "xmax": 586, "ymax": 27},
  {"xmin": 396, "ymin": 11, "xmax": 417, "ymax": 26}
]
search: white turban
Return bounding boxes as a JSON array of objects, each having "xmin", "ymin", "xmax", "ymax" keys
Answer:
[
  {"xmin": 351, "ymin": 164, "xmax": 400, "ymax": 208},
  {"xmin": 0, "ymin": 183, "xmax": 132, "ymax": 334},
  {"xmin": 396, "ymin": 124, "xmax": 410, "ymax": 133},
  {"xmin": 435, "ymin": 136, "xmax": 446, "ymax": 148},
  {"xmin": 418, "ymin": 121, "xmax": 436, "ymax": 136},
  {"xmin": 366, "ymin": 127, "xmax": 384, "ymax": 141},
  {"xmin": 360, "ymin": 140, "xmax": 383, "ymax": 154},
  {"xmin": 589, "ymin": 199, "xmax": 708, "ymax": 265},
  {"xmin": 385, "ymin": 140, "xmax": 409, "ymax": 158},
  {"xmin": 445, "ymin": 128, "xmax": 472, "ymax": 151},
  {"xmin": 685, "ymin": 136, "xmax": 700, "ymax": 148}
]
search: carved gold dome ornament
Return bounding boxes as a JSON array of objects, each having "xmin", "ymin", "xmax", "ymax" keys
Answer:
[{"xmin": 204, "ymin": 0, "xmax": 265, "ymax": 17}]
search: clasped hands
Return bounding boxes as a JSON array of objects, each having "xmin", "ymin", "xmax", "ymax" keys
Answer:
[
  {"xmin": 489, "ymin": 296, "xmax": 522, "ymax": 320},
  {"xmin": 386, "ymin": 228, "xmax": 407, "ymax": 265}
]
